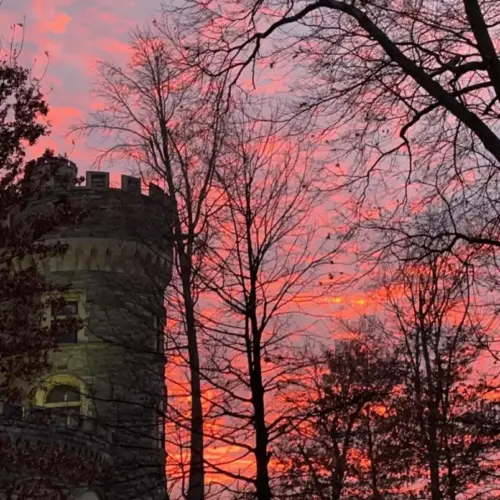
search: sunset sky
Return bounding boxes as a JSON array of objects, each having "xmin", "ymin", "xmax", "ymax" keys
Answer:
[
  {"xmin": 2, "ymin": 0, "xmax": 374, "ymax": 320},
  {"xmin": 3, "ymin": 3, "xmax": 498, "ymax": 496},
  {"xmin": 2, "ymin": 0, "xmax": 160, "ymax": 167}
]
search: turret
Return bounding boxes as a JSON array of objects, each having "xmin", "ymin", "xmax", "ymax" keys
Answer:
[{"xmin": 2, "ymin": 155, "xmax": 173, "ymax": 499}]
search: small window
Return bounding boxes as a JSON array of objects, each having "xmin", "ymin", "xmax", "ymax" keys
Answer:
[
  {"xmin": 52, "ymin": 300, "xmax": 79, "ymax": 344},
  {"xmin": 156, "ymin": 400, "xmax": 165, "ymax": 449},
  {"xmin": 54, "ymin": 173, "xmax": 70, "ymax": 189},
  {"xmin": 157, "ymin": 415, "xmax": 165, "ymax": 448},
  {"xmin": 53, "ymin": 301, "xmax": 78, "ymax": 317}
]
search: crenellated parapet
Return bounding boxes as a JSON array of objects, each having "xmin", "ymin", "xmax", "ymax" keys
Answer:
[
  {"xmin": 0, "ymin": 419, "xmax": 112, "ymax": 465},
  {"xmin": 26, "ymin": 153, "xmax": 168, "ymax": 202},
  {"xmin": 0, "ymin": 403, "xmax": 113, "ymax": 454},
  {"xmin": 14, "ymin": 155, "xmax": 174, "ymax": 289}
]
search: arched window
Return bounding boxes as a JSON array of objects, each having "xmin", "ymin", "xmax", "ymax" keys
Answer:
[{"xmin": 44, "ymin": 384, "xmax": 81, "ymax": 425}]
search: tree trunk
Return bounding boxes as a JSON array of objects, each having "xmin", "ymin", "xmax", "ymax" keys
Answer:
[
  {"xmin": 251, "ymin": 362, "xmax": 272, "ymax": 500},
  {"xmin": 427, "ymin": 417, "xmax": 442, "ymax": 500},
  {"xmin": 179, "ymin": 250, "xmax": 205, "ymax": 500},
  {"xmin": 249, "ymin": 309, "xmax": 272, "ymax": 500},
  {"xmin": 365, "ymin": 413, "xmax": 383, "ymax": 500},
  {"xmin": 247, "ymin": 239, "xmax": 272, "ymax": 500},
  {"xmin": 331, "ymin": 458, "xmax": 345, "ymax": 500},
  {"xmin": 446, "ymin": 452, "xmax": 457, "ymax": 500},
  {"xmin": 421, "ymin": 331, "xmax": 442, "ymax": 500}
]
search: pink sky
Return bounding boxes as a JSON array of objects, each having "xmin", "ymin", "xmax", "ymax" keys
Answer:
[
  {"xmin": 1, "ymin": 0, "xmax": 375, "ymax": 317},
  {"xmin": 2, "ymin": 0, "xmax": 161, "ymax": 171}
]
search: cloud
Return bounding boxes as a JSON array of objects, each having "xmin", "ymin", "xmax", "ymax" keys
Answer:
[
  {"xmin": 48, "ymin": 105, "xmax": 82, "ymax": 130},
  {"xmin": 1, "ymin": 0, "xmax": 159, "ymax": 172},
  {"xmin": 39, "ymin": 12, "xmax": 71, "ymax": 34}
]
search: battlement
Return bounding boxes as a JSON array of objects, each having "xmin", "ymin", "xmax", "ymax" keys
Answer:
[
  {"xmin": 82, "ymin": 171, "xmax": 167, "ymax": 201},
  {"xmin": 0, "ymin": 404, "xmax": 113, "ymax": 477},
  {"xmin": 18, "ymin": 155, "xmax": 174, "ymax": 278},
  {"xmin": 26, "ymin": 154, "xmax": 167, "ymax": 201}
]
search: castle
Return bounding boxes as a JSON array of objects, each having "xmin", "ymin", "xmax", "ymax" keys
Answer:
[{"xmin": 0, "ymin": 155, "xmax": 173, "ymax": 499}]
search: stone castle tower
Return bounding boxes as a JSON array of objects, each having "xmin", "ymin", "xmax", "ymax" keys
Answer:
[{"xmin": 0, "ymin": 154, "xmax": 173, "ymax": 499}]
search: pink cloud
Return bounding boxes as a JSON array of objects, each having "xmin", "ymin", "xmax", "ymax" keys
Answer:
[
  {"xmin": 39, "ymin": 12, "xmax": 71, "ymax": 34},
  {"xmin": 48, "ymin": 105, "xmax": 83, "ymax": 129}
]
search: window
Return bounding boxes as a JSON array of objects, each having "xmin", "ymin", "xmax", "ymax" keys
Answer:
[
  {"xmin": 54, "ymin": 173, "xmax": 68, "ymax": 189},
  {"xmin": 157, "ymin": 414, "xmax": 165, "ymax": 448},
  {"xmin": 53, "ymin": 301, "xmax": 78, "ymax": 317},
  {"xmin": 52, "ymin": 300, "xmax": 79, "ymax": 344},
  {"xmin": 44, "ymin": 384, "xmax": 82, "ymax": 426}
]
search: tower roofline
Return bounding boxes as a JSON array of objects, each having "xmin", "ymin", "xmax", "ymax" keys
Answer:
[{"xmin": 27, "ymin": 154, "xmax": 168, "ymax": 201}]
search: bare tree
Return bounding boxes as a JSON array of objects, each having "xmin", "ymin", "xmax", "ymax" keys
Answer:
[
  {"xmin": 192, "ymin": 109, "xmax": 343, "ymax": 500},
  {"xmin": 160, "ymin": 1, "xmax": 500, "ymax": 353},
  {"xmin": 72, "ymin": 26, "xmax": 230, "ymax": 500},
  {"xmin": 277, "ymin": 249, "xmax": 500, "ymax": 500},
  {"xmin": 381, "ymin": 250, "xmax": 500, "ymax": 500},
  {"xmin": 276, "ymin": 337, "xmax": 408, "ymax": 500},
  {"xmin": 165, "ymin": 0, "xmax": 500, "ymax": 238},
  {"xmin": 151, "ymin": 4, "xmax": 500, "ymax": 497}
]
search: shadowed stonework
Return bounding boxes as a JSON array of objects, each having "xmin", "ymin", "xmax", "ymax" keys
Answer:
[{"xmin": 1, "ymin": 155, "xmax": 173, "ymax": 499}]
